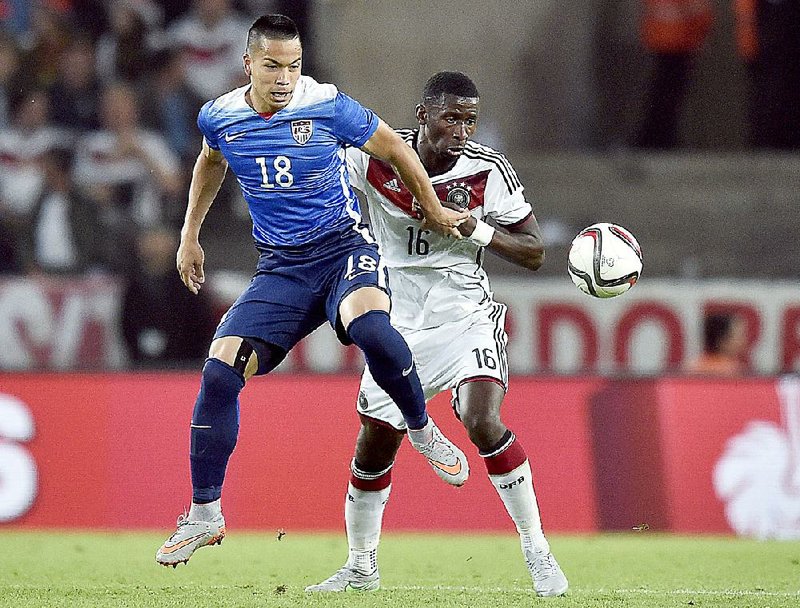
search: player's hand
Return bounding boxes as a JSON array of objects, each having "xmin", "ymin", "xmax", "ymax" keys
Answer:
[
  {"xmin": 439, "ymin": 199, "xmax": 478, "ymax": 237},
  {"xmin": 421, "ymin": 205, "xmax": 470, "ymax": 238},
  {"xmin": 177, "ymin": 238, "xmax": 205, "ymax": 294}
]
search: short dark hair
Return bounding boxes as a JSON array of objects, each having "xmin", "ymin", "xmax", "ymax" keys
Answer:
[
  {"xmin": 704, "ymin": 313, "xmax": 734, "ymax": 354},
  {"xmin": 422, "ymin": 71, "xmax": 479, "ymax": 103},
  {"xmin": 247, "ymin": 14, "xmax": 300, "ymax": 50}
]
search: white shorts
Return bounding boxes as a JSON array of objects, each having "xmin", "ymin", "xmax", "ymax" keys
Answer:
[{"xmin": 357, "ymin": 301, "xmax": 508, "ymax": 430}]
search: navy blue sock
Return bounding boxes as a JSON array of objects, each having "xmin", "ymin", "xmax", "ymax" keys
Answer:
[
  {"xmin": 347, "ymin": 310, "xmax": 428, "ymax": 429},
  {"xmin": 190, "ymin": 358, "xmax": 243, "ymax": 503}
]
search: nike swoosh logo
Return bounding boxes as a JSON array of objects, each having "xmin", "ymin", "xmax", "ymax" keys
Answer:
[
  {"xmin": 401, "ymin": 361, "xmax": 414, "ymax": 376},
  {"xmin": 429, "ymin": 458, "xmax": 462, "ymax": 476},
  {"xmin": 159, "ymin": 533, "xmax": 206, "ymax": 555},
  {"xmin": 224, "ymin": 132, "xmax": 247, "ymax": 142}
]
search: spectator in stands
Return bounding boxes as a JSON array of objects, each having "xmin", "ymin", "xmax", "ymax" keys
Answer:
[
  {"xmin": 165, "ymin": 0, "xmax": 250, "ymax": 100},
  {"xmin": 18, "ymin": 4, "xmax": 74, "ymax": 89},
  {"xmin": 685, "ymin": 312, "xmax": 748, "ymax": 376},
  {"xmin": 734, "ymin": 0, "xmax": 800, "ymax": 150},
  {"xmin": 95, "ymin": 0, "xmax": 161, "ymax": 84},
  {"xmin": 17, "ymin": 148, "xmax": 110, "ymax": 274},
  {"xmin": 0, "ymin": 214, "xmax": 21, "ymax": 272},
  {"xmin": 634, "ymin": 0, "xmax": 714, "ymax": 149},
  {"xmin": 0, "ymin": 89, "xmax": 71, "ymax": 220},
  {"xmin": 154, "ymin": 0, "xmax": 193, "ymax": 26},
  {"xmin": 0, "ymin": 31, "xmax": 23, "ymax": 127},
  {"xmin": 121, "ymin": 225, "xmax": 218, "ymax": 368},
  {"xmin": 142, "ymin": 48, "xmax": 204, "ymax": 166},
  {"xmin": 72, "ymin": 81, "xmax": 181, "ymax": 227},
  {"xmin": 49, "ymin": 36, "xmax": 101, "ymax": 131}
]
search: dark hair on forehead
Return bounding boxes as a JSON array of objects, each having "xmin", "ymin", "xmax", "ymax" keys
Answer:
[
  {"xmin": 423, "ymin": 71, "xmax": 479, "ymax": 103},
  {"xmin": 247, "ymin": 14, "xmax": 300, "ymax": 49}
]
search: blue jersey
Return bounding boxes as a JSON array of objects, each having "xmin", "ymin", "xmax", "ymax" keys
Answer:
[{"xmin": 197, "ymin": 76, "xmax": 379, "ymax": 248}]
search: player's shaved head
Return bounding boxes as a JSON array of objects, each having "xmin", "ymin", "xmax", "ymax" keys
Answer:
[
  {"xmin": 422, "ymin": 72, "xmax": 479, "ymax": 105},
  {"xmin": 247, "ymin": 14, "xmax": 300, "ymax": 51}
]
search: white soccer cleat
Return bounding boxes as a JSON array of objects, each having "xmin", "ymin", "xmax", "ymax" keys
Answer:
[
  {"xmin": 305, "ymin": 565, "xmax": 380, "ymax": 592},
  {"xmin": 155, "ymin": 512, "xmax": 226, "ymax": 567},
  {"xmin": 408, "ymin": 419, "xmax": 469, "ymax": 487},
  {"xmin": 524, "ymin": 549, "xmax": 569, "ymax": 597}
]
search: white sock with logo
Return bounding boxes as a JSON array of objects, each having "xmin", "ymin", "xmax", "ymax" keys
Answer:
[
  {"xmin": 489, "ymin": 460, "xmax": 550, "ymax": 554},
  {"xmin": 345, "ymin": 482, "xmax": 390, "ymax": 574}
]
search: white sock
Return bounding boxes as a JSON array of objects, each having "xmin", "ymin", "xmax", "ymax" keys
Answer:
[
  {"xmin": 407, "ymin": 417, "xmax": 434, "ymax": 445},
  {"xmin": 189, "ymin": 498, "xmax": 221, "ymax": 522},
  {"xmin": 488, "ymin": 460, "xmax": 550, "ymax": 554},
  {"xmin": 345, "ymin": 482, "xmax": 390, "ymax": 574}
]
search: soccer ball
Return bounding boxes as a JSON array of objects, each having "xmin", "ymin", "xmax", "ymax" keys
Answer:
[{"xmin": 567, "ymin": 222, "xmax": 642, "ymax": 298}]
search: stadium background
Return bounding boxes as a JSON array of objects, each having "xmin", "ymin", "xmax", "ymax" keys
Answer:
[{"xmin": 1, "ymin": 0, "xmax": 798, "ymax": 545}]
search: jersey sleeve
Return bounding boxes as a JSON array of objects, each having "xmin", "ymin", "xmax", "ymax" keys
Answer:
[
  {"xmin": 483, "ymin": 155, "xmax": 532, "ymax": 227},
  {"xmin": 345, "ymin": 146, "xmax": 369, "ymax": 191},
  {"xmin": 197, "ymin": 100, "xmax": 220, "ymax": 150},
  {"xmin": 333, "ymin": 92, "xmax": 380, "ymax": 147}
]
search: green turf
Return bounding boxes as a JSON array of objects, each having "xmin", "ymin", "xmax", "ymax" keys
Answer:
[{"xmin": 0, "ymin": 531, "xmax": 798, "ymax": 607}]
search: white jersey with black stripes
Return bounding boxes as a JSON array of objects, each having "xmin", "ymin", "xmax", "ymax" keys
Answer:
[{"xmin": 345, "ymin": 129, "xmax": 532, "ymax": 330}]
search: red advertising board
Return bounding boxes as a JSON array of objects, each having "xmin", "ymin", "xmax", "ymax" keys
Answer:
[
  {"xmin": 2, "ymin": 373, "xmax": 797, "ymax": 538},
  {"xmin": 585, "ymin": 377, "xmax": 796, "ymax": 537},
  {"xmin": 0, "ymin": 374, "xmax": 597, "ymax": 533}
]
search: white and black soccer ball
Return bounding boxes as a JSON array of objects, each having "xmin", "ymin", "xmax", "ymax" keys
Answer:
[{"xmin": 567, "ymin": 222, "xmax": 642, "ymax": 298}]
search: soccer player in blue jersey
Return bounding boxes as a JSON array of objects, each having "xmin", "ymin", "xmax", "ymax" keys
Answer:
[{"xmin": 156, "ymin": 15, "xmax": 470, "ymax": 567}]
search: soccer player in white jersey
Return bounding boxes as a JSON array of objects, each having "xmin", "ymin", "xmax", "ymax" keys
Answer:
[
  {"xmin": 155, "ymin": 16, "xmax": 471, "ymax": 568},
  {"xmin": 306, "ymin": 72, "xmax": 569, "ymax": 597}
]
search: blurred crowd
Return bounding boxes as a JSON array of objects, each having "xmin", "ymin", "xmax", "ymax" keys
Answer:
[
  {"xmin": 0, "ymin": 0, "xmax": 315, "ymax": 278},
  {"xmin": 635, "ymin": 0, "xmax": 800, "ymax": 150},
  {"xmin": 0, "ymin": 1, "xmax": 795, "ymax": 371},
  {"xmin": 0, "ymin": 0, "xmax": 316, "ymax": 367}
]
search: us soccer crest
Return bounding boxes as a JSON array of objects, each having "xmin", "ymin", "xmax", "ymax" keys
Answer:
[
  {"xmin": 446, "ymin": 182, "xmax": 472, "ymax": 208},
  {"xmin": 291, "ymin": 120, "xmax": 313, "ymax": 144}
]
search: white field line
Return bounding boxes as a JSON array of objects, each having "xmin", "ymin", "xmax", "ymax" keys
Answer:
[{"xmin": 386, "ymin": 585, "xmax": 800, "ymax": 597}]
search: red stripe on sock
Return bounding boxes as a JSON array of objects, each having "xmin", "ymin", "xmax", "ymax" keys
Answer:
[
  {"xmin": 483, "ymin": 438, "xmax": 527, "ymax": 475},
  {"xmin": 350, "ymin": 468, "xmax": 392, "ymax": 491}
]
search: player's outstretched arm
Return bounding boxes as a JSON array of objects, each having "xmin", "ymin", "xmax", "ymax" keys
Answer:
[
  {"xmin": 177, "ymin": 139, "xmax": 229, "ymax": 294},
  {"xmin": 360, "ymin": 120, "xmax": 468, "ymax": 238}
]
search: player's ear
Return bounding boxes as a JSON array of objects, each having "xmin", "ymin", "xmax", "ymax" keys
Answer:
[
  {"xmin": 415, "ymin": 104, "xmax": 426, "ymax": 125},
  {"xmin": 243, "ymin": 54, "xmax": 252, "ymax": 77}
]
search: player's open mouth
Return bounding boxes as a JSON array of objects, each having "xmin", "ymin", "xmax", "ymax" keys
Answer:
[
  {"xmin": 271, "ymin": 91, "xmax": 291, "ymax": 102},
  {"xmin": 447, "ymin": 146, "xmax": 465, "ymax": 155}
]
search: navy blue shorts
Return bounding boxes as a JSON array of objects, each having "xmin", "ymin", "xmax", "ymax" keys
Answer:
[{"xmin": 214, "ymin": 227, "xmax": 389, "ymax": 372}]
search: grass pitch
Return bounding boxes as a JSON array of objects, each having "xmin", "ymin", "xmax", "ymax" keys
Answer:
[{"xmin": 0, "ymin": 531, "xmax": 798, "ymax": 607}]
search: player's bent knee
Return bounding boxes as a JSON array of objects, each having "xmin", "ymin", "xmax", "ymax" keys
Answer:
[
  {"xmin": 345, "ymin": 309, "xmax": 395, "ymax": 348},
  {"xmin": 199, "ymin": 358, "xmax": 245, "ymax": 403},
  {"xmin": 460, "ymin": 405, "xmax": 495, "ymax": 430},
  {"xmin": 339, "ymin": 287, "xmax": 390, "ymax": 332},
  {"xmin": 458, "ymin": 399, "xmax": 506, "ymax": 451},
  {"xmin": 209, "ymin": 337, "xmax": 260, "ymax": 378},
  {"xmin": 191, "ymin": 359, "xmax": 242, "ymax": 461},
  {"xmin": 355, "ymin": 415, "xmax": 404, "ymax": 470}
]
